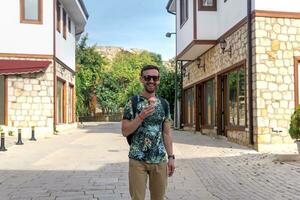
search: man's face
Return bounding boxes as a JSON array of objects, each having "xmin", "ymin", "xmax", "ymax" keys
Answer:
[{"xmin": 140, "ymin": 69, "xmax": 160, "ymax": 93}]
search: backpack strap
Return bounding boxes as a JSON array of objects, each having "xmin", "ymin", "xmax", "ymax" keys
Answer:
[
  {"xmin": 131, "ymin": 95, "xmax": 138, "ymax": 119},
  {"xmin": 127, "ymin": 95, "xmax": 139, "ymax": 145},
  {"xmin": 157, "ymin": 96, "xmax": 168, "ymax": 118}
]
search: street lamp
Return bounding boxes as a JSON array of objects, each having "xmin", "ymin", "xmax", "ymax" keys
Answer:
[
  {"xmin": 165, "ymin": 32, "xmax": 176, "ymax": 38},
  {"xmin": 165, "ymin": 31, "xmax": 179, "ymax": 129}
]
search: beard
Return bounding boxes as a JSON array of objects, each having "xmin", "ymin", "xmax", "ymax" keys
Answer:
[{"xmin": 144, "ymin": 82, "xmax": 157, "ymax": 93}]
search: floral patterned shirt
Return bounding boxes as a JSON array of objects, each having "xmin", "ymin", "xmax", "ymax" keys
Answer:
[{"xmin": 122, "ymin": 95, "xmax": 172, "ymax": 164}]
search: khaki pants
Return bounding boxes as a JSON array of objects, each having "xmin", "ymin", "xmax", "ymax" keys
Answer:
[{"xmin": 129, "ymin": 158, "xmax": 167, "ymax": 200}]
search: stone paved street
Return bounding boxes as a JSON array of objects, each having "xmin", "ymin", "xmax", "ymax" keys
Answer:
[{"xmin": 0, "ymin": 122, "xmax": 300, "ymax": 200}]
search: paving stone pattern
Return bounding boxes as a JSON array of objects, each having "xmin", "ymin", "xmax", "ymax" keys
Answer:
[{"xmin": 0, "ymin": 122, "xmax": 300, "ymax": 200}]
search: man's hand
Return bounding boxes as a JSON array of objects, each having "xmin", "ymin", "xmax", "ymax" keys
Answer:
[
  {"xmin": 167, "ymin": 159, "xmax": 175, "ymax": 177},
  {"xmin": 139, "ymin": 105, "xmax": 155, "ymax": 119}
]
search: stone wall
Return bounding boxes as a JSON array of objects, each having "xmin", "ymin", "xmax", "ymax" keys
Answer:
[
  {"xmin": 182, "ymin": 23, "xmax": 250, "ymax": 145},
  {"xmin": 183, "ymin": 23, "xmax": 248, "ymax": 87},
  {"xmin": 6, "ymin": 58, "xmax": 54, "ymax": 138},
  {"xmin": 55, "ymin": 61, "xmax": 77, "ymax": 132},
  {"xmin": 253, "ymin": 17, "xmax": 300, "ymax": 152}
]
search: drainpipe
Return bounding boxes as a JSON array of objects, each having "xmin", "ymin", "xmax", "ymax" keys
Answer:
[
  {"xmin": 180, "ymin": 61, "xmax": 184, "ymax": 129},
  {"xmin": 247, "ymin": 0, "xmax": 254, "ymax": 145},
  {"xmin": 174, "ymin": 60, "xmax": 178, "ymax": 129},
  {"xmin": 53, "ymin": 0, "xmax": 57, "ymax": 133}
]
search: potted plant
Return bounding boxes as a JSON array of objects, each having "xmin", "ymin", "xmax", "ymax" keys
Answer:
[{"xmin": 289, "ymin": 106, "xmax": 300, "ymax": 153}]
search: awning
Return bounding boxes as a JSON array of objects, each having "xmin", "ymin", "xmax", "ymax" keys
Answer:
[{"xmin": 0, "ymin": 60, "xmax": 52, "ymax": 75}]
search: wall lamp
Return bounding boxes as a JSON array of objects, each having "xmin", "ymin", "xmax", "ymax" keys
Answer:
[
  {"xmin": 220, "ymin": 39, "xmax": 232, "ymax": 58},
  {"xmin": 165, "ymin": 32, "xmax": 176, "ymax": 38},
  {"xmin": 195, "ymin": 57, "xmax": 205, "ymax": 71},
  {"xmin": 182, "ymin": 66, "xmax": 190, "ymax": 79}
]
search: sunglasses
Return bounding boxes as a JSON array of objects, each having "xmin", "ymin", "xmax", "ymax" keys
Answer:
[{"xmin": 143, "ymin": 75, "xmax": 160, "ymax": 82}]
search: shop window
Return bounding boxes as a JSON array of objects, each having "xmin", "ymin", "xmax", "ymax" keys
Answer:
[
  {"xmin": 57, "ymin": 79, "xmax": 66, "ymax": 124},
  {"xmin": 227, "ymin": 68, "xmax": 245, "ymax": 126},
  {"xmin": 296, "ymin": 62, "xmax": 300, "ymax": 106},
  {"xmin": 68, "ymin": 84, "xmax": 74, "ymax": 123},
  {"xmin": 184, "ymin": 87, "xmax": 194, "ymax": 126},
  {"xmin": 0, "ymin": 76, "xmax": 4, "ymax": 125},
  {"xmin": 204, "ymin": 79, "xmax": 215, "ymax": 126}
]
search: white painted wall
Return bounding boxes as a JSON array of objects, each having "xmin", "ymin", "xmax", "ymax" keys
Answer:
[
  {"xmin": 176, "ymin": 0, "xmax": 194, "ymax": 55},
  {"xmin": 254, "ymin": 0, "xmax": 300, "ymax": 12},
  {"xmin": 197, "ymin": 0, "xmax": 247, "ymax": 39},
  {"xmin": 217, "ymin": 0, "xmax": 247, "ymax": 37},
  {"xmin": 56, "ymin": 6, "xmax": 76, "ymax": 70},
  {"xmin": 197, "ymin": 11, "xmax": 218, "ymax": 40},
  {"xmin": 0, "ymin": 0, "xmax": 53, "ymax": 55}
]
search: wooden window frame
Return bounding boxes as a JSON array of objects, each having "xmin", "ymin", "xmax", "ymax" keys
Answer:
[
  {"xmin": 225, "ymin": 66, "xmax": 246, "ymax": 129},
  {"xmin": 183, "ymin": 87, "xmax": 195, "ymax": 127},
  {"xmin": 295, "ymin": 57, "xmax": 300, "ymax": 107},
  {"xmin": 0, "ymin": 76, "xmax": 7, "ymax": 126},
  {"xmin": 63, "ymin": 9, "xmax": 67, "ymax": 39},
  {"xmin": 198, "ymin": 0, "xmax": 217, "ymax": 11},
  {"xmin": 180, "ymin": 0, "xmax": 189, "ymax": 28},
  {"xmin": 56, "ymin": 77, "xmax": 67, "ymax": 124},
  {"xmin": 68, "ymin": 17, "xmax": 71, "ymax": 33},
  {"xmin": 56, "ymin": 1, "xmax": 61, "ymax": 32},
  {"xmin": 20, "ymin": 0, "xmax": 43, "ymax": 24},
  {"xmin": 68, "ymin": 84, "xmax": 75, "ymax": 123}
]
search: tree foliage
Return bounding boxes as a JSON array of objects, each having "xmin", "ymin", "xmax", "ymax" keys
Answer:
[
  {"xmin": 76, "ymin": 36, "xmax": 177, "ymax": 117},
  {"xmin": 75, "ymin": 35, "xmax": 106, "ymax": 116},
  {"xmin": 289, "ymin": 106, "xmax": 300, "ymax": 141},
  {"xmin": 96, "ymin": 50, "xmax": 165, "ymax": 113}
]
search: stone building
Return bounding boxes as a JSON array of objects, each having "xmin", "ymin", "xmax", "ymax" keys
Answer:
[
  {"xmin": 167, "ymin": 0, "xmax": 300, "ymax": 152},
  {"xmin": 0, "ymin": 0, "xmax": 88, "ymax": 138}
]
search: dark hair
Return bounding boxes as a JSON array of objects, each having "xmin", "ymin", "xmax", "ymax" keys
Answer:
[{"xmin": 140, "ymin": 65, "xmax": 160, "ymax": 76}]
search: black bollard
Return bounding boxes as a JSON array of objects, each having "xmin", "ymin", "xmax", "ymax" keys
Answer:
[
  {"xmin": 16, "ymin": 129, "xmax": 24, "ymax": 145},
  {"xmin": 29, "ymin": 126, "xmax": 37, "ymax": 141},
  {"xmin": 0, "ymin": 132, "xmax": 7, "ymax": 151}
]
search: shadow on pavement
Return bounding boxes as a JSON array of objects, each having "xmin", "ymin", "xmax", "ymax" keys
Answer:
[
  {"xmin": 1, "ymin": 154, "xmax": 300, "ymax": 200},
  {"xmin": 79, "ymin": 122, "xmax": 251, "ymax": 151}
]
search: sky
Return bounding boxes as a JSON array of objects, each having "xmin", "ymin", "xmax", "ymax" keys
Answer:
[{"xmin": 84, "ymin": 0, "xmax": 176, "ymax": 61}]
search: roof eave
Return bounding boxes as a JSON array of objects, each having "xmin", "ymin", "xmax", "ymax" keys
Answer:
[{"xmin": 166, "ymin": 0, "xmax": 176, "ymax": 15}]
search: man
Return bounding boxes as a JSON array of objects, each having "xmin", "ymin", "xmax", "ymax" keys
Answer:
[{"xmin": 121, "ymin": 65, "xmax": 175, "ymax": 200}]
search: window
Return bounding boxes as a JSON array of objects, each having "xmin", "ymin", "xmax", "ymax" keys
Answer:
[
  {"xmin": 204, "ymin": 79, "xmax": 215, "ymax": 126},
  {"xmin": 68, "ymin": 84, "xmax": 74, "ymax": 123},
  {"xmin": 20, "ymin": 0, "xmax": 43, "ymax": 24},
  {"xmin": 295, "ymin": 61, "xmax": 300, "ymax": 106},
  {"xmin": 180, "ymin": 0, "xmax": 188, "ymax": 27},
  {"xmin": 56, "ymin": 79, "xmax": 66, "ymax": 124},
  {"xmin": 184, "ymin": 87, "xmax": 194, "ymax": 126},
  {"xmin": 68, "ymin": 17, "xmax": 71, "ymax": 33},
  {"xmin": 199, "ymin": 0, "xmax": 217, "ymax": 11},
  {"xmin": 63, "ymin": 9, "xmax": 67, "ymax": 39},
  {"xmin": 56, "ymin": 1, "xmax": 61, "ymax": 32},
  {"xmin": 227, "ymin": 68, "xmax": 246, "ymax": 127},
  {"xmin": 0, "ymin": 76, "xmax": 5, "ymax": 125}
]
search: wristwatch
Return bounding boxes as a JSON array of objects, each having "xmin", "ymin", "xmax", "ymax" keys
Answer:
[{"xmin": 168, "ymin": 154, "xmax": 175, "ymax": 160}]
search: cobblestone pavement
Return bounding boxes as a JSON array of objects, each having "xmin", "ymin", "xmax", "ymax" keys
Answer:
[{"xmin": 0, "ymin": 122, "xmax": 300, "ymax": 200}]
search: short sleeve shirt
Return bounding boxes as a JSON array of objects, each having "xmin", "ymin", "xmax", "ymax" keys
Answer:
[{"xmin": 122, "ymin": 95, "xmax": 172, "ymax": 164}]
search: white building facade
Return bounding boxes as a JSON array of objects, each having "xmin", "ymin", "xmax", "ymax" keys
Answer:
[
  {"xmin": 0, "ymin": 0, "xmax": 88, "ymax": 137},
  {"xmin": 167, "ymin": 0, "xmax": 300, "ymax": 152}
]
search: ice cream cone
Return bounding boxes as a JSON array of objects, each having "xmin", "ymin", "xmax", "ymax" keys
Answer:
[{"xmin": 148, "ymin": 96, "xmax": 156, "ymax": 106}]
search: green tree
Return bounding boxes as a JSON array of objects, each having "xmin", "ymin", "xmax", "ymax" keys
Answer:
[
  {"xmin": 289, "ymin": 106, "xmax": 300, "ymax": 141},
  {"xmin": 76, "ymin": 35, "xmax": 106, "ymax": 116},
  {"xmin": 96, "ymin": 50, "xmax": 163, "ymax": 109},
  {"xmin": 157, "ymin": 66, "xmax": 178, "ymax": 118}
]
